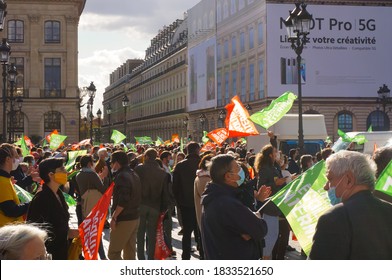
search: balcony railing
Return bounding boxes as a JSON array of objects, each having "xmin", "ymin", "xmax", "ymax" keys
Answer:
[{"xmin": 40, "ymin": 89, "xmax": 66, "ymax": 98}]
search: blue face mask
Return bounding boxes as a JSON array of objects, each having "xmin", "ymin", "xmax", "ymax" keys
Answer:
[
  {"xmin": 327, "ymin": 177, "xmax": 344, "ymax": 205},
  {"xmin": 236, "ymin": 168, "xmax": 245, "ymax": 186}
]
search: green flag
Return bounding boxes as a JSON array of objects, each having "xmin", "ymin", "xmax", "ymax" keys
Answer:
[
  {"xmin": 111, "ymin": 130, "xmax": 126, "ymax": 144},
  {"xmin": 62, "ymin": 191, "xmax": 77, "ymax": 206},
  {"xmin": 155, "ymin": 136, "xmax": 164, "ymax": 146},
  {"xmin": 49, "ymin": 134, "xmax": 67, "ymax": 151},
  {"xmin": 367, "ymin": 124, "xmax": 373, "ymax": 132},
  {"xmin": 14, "ymin": 184, "xmax": 33, "ymax": 203},
  {"xmin": 20, "ymin": 135, "xmax": 30, "ymax": 157},
  {"xmin": 337, "ymin": 129, "xmax": 368, "ymax": 145},
  {"xmin": 121, "ymin": 142, "xmax": 129, "ymax": 152},
  {"xmin": 271, "ymin": 161, "xmax": 331, "ymax": 256},
  {"xmin": 14, "ymin": 138, "xmax": 22, "ymax": 145},
  {"xmin": 249, "ymin": 91, "xmax": 297, "ymax": 129},
  {"xmin": 65, "ymin": 150, "xmax": 87, "ymax": 172},
  {"xmin": 375, "ymin": 159, "xmax": 392, "ymax": 197},
  {"xmin": 129, "ymin": 143, "xmax": 137, "ymax": 152},
  {"xmin": 180, "ymin": 137, "xmax": 184, "ymax": 153},
  {"xmin": 240, "ymin": 137, "xmax": 247, "ymax": 144},
  {"xmin": 202, "ymin": 131, "xmax": 209, "ymax": 144},
  {"xmin": 67, "ymin": 170, "xmax": 80, "ymax": 181},
  {"xmin": 135, "ymin": 136, "xmax": 153, "ymax": 145}
]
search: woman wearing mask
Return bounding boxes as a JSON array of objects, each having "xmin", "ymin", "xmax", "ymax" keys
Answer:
[
  {"xmin": 27, "ymin": 158, "xmax": 79, "ymax": 260},
  {"xmin": 0, "ymin": 144, "xmax": 30, "ymax": 227},
  {"xmin": 255, "ymin": 145, "xmax": 286, "ymax": 260}
]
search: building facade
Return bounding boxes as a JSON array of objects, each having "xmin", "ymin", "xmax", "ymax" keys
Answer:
[{"xmin": 0, "ymin": 0, "xmax": 85, "ymax": 144}]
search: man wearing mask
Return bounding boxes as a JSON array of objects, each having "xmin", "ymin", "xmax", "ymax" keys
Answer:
[
  {"xmin": 0, "ymin": 144, "xmax": 30, "ymax": 227},
  {"xmin": 310, "ymin": 151, "xmax": 392, "ymax": 259},
  {"xmin": 201, "ymin": 154, "xmax": 271, "ymax": 259}
]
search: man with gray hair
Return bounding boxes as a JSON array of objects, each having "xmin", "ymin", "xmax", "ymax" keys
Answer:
[{"xmin": 309, "ymin": 150, "xmax": 392, "ymax": 259}]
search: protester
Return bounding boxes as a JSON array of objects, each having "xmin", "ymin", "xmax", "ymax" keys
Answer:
[
  {"xmin": 0, "ymin": 144, "xmax": 30, "ymax": 227},
  {"xmin": 10, "ymin": 147, "xmax": 40, "ymax": 191},
  {"xmin": 194, "ymin": 154, "xmax": 212, "ymax": 229},
  {"xmin": 0, "ymin": 223, "xmax": 50, "ymax": 260},
  {"xmin": 173, "ymin": 142, "xmax": 201, "ymax": 259},
  {"xmin": 255, "ymin": 144, "xmax": 286, "ymax": 259},
  {"xmin": 108, "ymin": 151, "xmax": 141, "ymax": 260},
  {"xmin": 309, "ymin": 150, "xmax": 392, "ymax": 259},
  {"xmin": 321, "ymin": 147, "xmax": 334, "ymax": 161},
  {"xmin": 134, "ymin": 148, "xmax": 170, "ymax": 260},
  {"xmin": 372, "ymin": 146, "xmax": 392, "ymax": 203},
  {"xmin": 201, "ymin": 154, "xmax": 270, "ymax": 259},
  {"xmin": 287, "ymin": 148, "xmax": 300, "ymax": 174},
  {"xmin": 300, "ymin": 154, "xmax": 313, "ymax": 173},
  {"xmin": 27, "ymin": 158, "xmax": 79, "ymax": 260}
]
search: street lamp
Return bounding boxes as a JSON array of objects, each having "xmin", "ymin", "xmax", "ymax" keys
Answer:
[
  {"xmin": 106, "ymin": 103, "xmax": 112, "ymax": 142},
  {"xmin": 183, "ymin": 116, "xmax": 188, "ymax": 139},
  {"xmin": 122, "ymin": 94, "xmax": 129, "ymax": 142},
  {"xmin": 284, "ymin": 2, "xmax": 312, "ymax": 154},
  {"xmin": 96, "ymin": 108, "xmax": 102, "ymax": 143},
  {"xmin": 0, "ymin": 1, "xmax": 7, "ymax": 31},
  {"xmin": 1, "ymin": 38, "xmax": 10, "ymax": 143},
  {"xmin": 218, "ymin": 109, "xmax": 226, "ymax": 128},
  {"xmin": 83, "ymin": 117, "xmax": 88, "ymax": 140},
  {"xmin": 376, "ymin": 84, "xmax": 391, "ymax": 113},
  {"xmin": 7, "ymin": 63, "xmax": 17, "ymax": 142},
  {"xmin": 85, "ymin": 82, "xmax": 96, "ymax": 144},
  {"xmin": 199, "ymin": 113, "xmax": 206, "ymax": 140}
]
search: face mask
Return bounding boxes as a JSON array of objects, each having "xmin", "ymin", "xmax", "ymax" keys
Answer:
[
  {"xmin": 12, "ymin": 158, "xmax": 19, "ymax": 170},
  {"xmin": 54, "ymin": 172, "xmax": 67, "ymax": 185},
  {"xmin": 327, "ymin": 177, "xmax": 344, "ymax": 205},
  {"xmin": 236, "ymin": 168, "xmax": 245, "ymax": 186},
  {"xmin": 169, "ymin": 159, "xmax": 174, "ymax": 166},
  {"xmin": 19, "ymin": 157, "xmax": 24, "ymax": 163}
]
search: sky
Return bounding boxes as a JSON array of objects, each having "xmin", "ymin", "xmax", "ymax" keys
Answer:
[{"xmin": 78, "ymin": 0, "xmax": 201, "ymax": 116}]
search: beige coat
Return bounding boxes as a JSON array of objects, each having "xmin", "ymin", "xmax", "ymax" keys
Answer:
[{"xmin": 194, "ymin": 169, "xmax": 210, "ymax": 229}]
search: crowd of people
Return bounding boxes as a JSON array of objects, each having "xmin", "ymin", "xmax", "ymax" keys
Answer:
[{"xmin": 0, "ymin": 132, "xmax": 392, "ymax": 260}]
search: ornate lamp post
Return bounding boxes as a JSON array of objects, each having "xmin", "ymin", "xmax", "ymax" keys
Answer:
[
  {"xmin": 85, "ymin": 82, "xmax": 96, "ymax": 144},
  {"xmin": 218, "ymin": 109, "xmax": 226, "ymax": 128},
  {"xmin": 284, "ymin": 2, "xmax": 312, "ymax": 154},
  {"xmin": 0, "ymin": 1, "xmax": 7, "ymax": 31},
  {"xmin": 122, "ymin": 94, "xmax": 129, "ymax": 142},
  {"xmin": 106, "ymin": 103, "xmax": 112, "ymax": 142},
  {"xmin": 7, "ymin": 63, "xmax": 17, "ymax": 142},
  {"xmin": 96, "ymin": 108, "xmax": 102, "ymax": 143},
  {"xmin": 199, "ymin": 113, "xmax": 206, "ymax": 141},
  {"xmin": 376, "ymin": 84, "xmax": 391, "ymax": 113},
  {"xmin": 0, "ymin": 38, "xmax": 10, "ymax": 142},
  {"xmin": 83, "ymin": 117, "xmax": 88, "ymax": 140},
  {"xmin": 183, "ymin": 116, "xmax": 188, "ymax": 139}
]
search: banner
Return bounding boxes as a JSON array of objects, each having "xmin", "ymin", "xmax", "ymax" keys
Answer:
[
  {"xmin": 271, "ymin": 161, "xmax": 331, "ymax": 256},
  {"xmin": 65, "ymin": 150, "xmax": 87, "ymax": 172},
  {"xmin": 225, "ymin": 96, "xmax": 259, "ymax": 137},
  {"xmin": 375, "ymin": 159, "xmax": 392, "ymax": 197},
  {"xmin": 249, "ymin": 91, "xmax": 297, "ymax": 129},
  {"xmin": 200, "ymin": 141, "xmax": 216, "ymax": 152},
  {"xmin": 154, "ymin": 211, "xmax": 173, "ymax": 260},
  {"xmin": 79, "ymin": 182, "xmax": 114, "ymax": 260},
  {"xmin": 337, "ymin": 129, "xmax": 368, "ymax": 144},
  {"xmin": 111, "ymin": 130, "xmax": 126, "ymax": 144},
  {"xmin": 207, "ymin": 128, "xmax": 229, "ymax": 145},
  {"xmin": 49, "ymin": 134, "xmax": 67, "ymax": 151},
  {"xmin": 135, "ymin": 136, "xmax": 154, "ymax": 145}
]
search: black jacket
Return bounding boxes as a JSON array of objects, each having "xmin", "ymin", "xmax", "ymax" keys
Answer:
[
  {"xmin": 111, "ymin": 167, "xmax": 142, "ymax": 222},
  {"xmin": 310, "ymin": 190, "xmax": 392, "ymax": 260},
  {"xmin": 201, "ymin": 182, "xmax": 268, "ymax": 260},
  {"xmin": 172, "ymin": 153, "xmax": 200, "ymax": 207},
  {"xmin": 27, "ymin": 185, "xmax": 70, "ymax": 260}
]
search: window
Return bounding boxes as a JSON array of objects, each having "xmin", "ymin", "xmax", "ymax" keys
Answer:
[
  {"xmin": 239, "ymin": 0, "xmax": 245, "ymax": 10},
  {"xmin": 249, "ymin": 64, "xmax": 255, "ymax": 101},
  {"xmin": 7, "ymin": 111, "xmax": 24, "ymax": 141},
  {"xmin": 8, "ymin": 20, "xmax": 24, "ymax": 43},
  {"xmin": 232, "ymin": 69, "xmax": 237, "ymax": 96},
  {"xmin": 232, "ymin": 36, "xmax": 236, "ymax": 57},
  {"xmin": 258, "ymin": 22, "xmax": 263, "ymax": 45},
  {"xmin": 44, "ymin": 58, "xmax": 61, "ymax": 97},
  {"xmin": 337, "ymin": 112, "xmax": 353, "ymax": 132},
  {"xmin": 217, "ymin": 43, "xmax": 221, "ymax": 62},
  {"xmin": 44, "ymin": 111, "xmax": 61, "ymax": 133},
  {"xmin": 45, "ymin": 21, "xmax": 60, "ymax": 43},
  {"xmin": 10, "ymin": 57, "xmax": 25, "ymax": 97},
  {"xmin": 240, "ymin": 32, "xmax": 245, "ymax": 53},
  {"xmin": 225, "ymin": 71, "xmax": 229, "ymax": 104},
  {"xmin": 258, "ymin": 59, "xmax": 264, "ymax": 98},
  {"xmin": 224, "ymin": 40, "xmax": 229, "ymax": 59},
  {"xmin": 367, "ymin": 110, "xmax": 390, "ymax": 131},
  {"xmin": 249, "ymin": 27, "xmax": 254, "ymax": 49},
  {"xmin": 240, "ymin": 66, "xmax": 246, "ymax": 101},
  {"xmin": 217, "ymin": 71, "xmax": 222, "ymax": 106}
]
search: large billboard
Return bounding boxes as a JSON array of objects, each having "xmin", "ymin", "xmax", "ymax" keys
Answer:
[
  {"xmin": 266, "ymin": 4, "xmax": 392, "ymax": 98},
  {"xmin": 188, "ymin": 36, "xmax": 217, "ymax": 111}
]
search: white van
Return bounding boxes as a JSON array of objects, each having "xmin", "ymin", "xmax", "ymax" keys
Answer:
[
  {"xmin": 332, "ymin": 131, "xmax": 392, "ymax": 154},
  {"xmin": 247, "ymin": 114, "xmax": 328, "ymax": 155}
]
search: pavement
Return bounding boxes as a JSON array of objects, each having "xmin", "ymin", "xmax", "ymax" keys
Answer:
[{"xmin": 69, "ymin": 206, "xmax": 306, "ymax": 260}]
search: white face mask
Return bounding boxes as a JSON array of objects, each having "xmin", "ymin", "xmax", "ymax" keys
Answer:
[
  {"xmin": 19, "ymin": 157, "xmax": 24, "ymax": 163},
  {"xmin": 169, "ymin": 159, "xmax": 174, "ymax": 166},
  {"xmin": 12, "ymin": 158, "xmax": 20, "ymax": 171}
]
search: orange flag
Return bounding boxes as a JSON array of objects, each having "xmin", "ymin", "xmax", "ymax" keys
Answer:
[
  {"xmin": 45, "ymin": 129, "xmax": 58, "ymax": 143},
  {"xmin": 225, "ymin": 96, "xmax": 259, "ymax": 137},
  {"xmin": 201, "ymin": 141, "xmax": 216, "ymax": 152},
  {"xmin": 79, "ymin": 182, "xmax": 114, "ymax": 260},
  {"xmin": 24, "ymin": 135, "xmax": 33, "ymax": 148},
  {"xmin": 207, "ymin": 128, "xmax": 229, "ymax": 145},
  {"xmin": 171, "ymin": 134, "xmax": 180, "ymax": 143}
]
